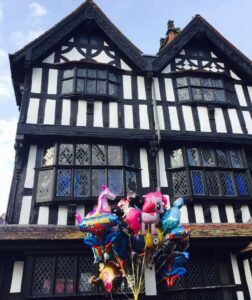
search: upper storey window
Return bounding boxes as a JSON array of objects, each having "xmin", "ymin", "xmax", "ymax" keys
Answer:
[
  {"xmin": 176, "ymin": 76, "xmax": 237, "ymax": 105},
  {"xmin": 61, "ymin": 67, "xmax": 119, "ymax": 98}
]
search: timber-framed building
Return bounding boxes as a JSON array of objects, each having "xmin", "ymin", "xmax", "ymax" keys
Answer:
[{"xmin": 1, "ymin": 0, "xmax": 252, "ymax": 299}]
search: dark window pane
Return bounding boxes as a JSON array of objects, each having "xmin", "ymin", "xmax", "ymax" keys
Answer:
[
  {"xmin": 191, "ymin": 170, "xmax": 205, "ymax": 195},
  {"xmin": 90, "ymin": 38, "xmax": 98, "ymax": 45},
  {"xmin": 202, "ymin": 88, "xmax": 214, "ymax": 101},
  {"xmin": 235, "ymin": 173, "xmax": 249, "ymax": 196},
  {"xmin": 92, "ymin": 145, "xmax": 105, "ymax": 165},
  {"xmin": 62, "ymin": 79, "xmax": 73, "ymax": 94},
  {"xmin": 87, "ymin": 69, "xmax": 96, "ymax": 78},
  {"xmin": 126, "ymin": 171, "xmax": 137, "ymax": 192},
  {"xmin": 77, "ymin": 68, "xmax": 86, "ymax": 77},
  {"xmin": 97, "ymin": 70, "xmax": 107, "ymax": 79},
  {"xmin": 202, "ymin": 149, "xmax": 215, "ymax": 166},
  {"xmin": 192, "ymin": 88, "xmax": 202, "ymax": 100},
  {"xmin": 201, "ymin": 78, "xmax": 211, "ymax": 87},
  {"xmin": 176, "ymin": 77, "xmax": 187, "ymax": 87},
  {"xmin": 63, "ymin": 69, "xmax": 74, "ymax": 79},
  {"xmin": 92, "ymin": 169, "xmax": 106, "ymax": 196},
  {"xmin": 86, "ymin": 80, "xmax": 96, "ymax": 93},
  {"xmin": 170, "ymin": 149, "xmax": 184, "ymax": 168},
  {"xmin": 32, "ymin": 257, "xmax": 54, "ymax": 295},
  {"xmin": 206, "ymin": 171, "xmax": 220, "ymax": 196},
  {"xmin": 189, "ymin": 77, "xmax": 200, "ymax": 86},
  {"xmin": 37, "ymin": 170, "xmax": 53, "ymax": 201},
  {"xmin": 108, "ymin": 169, "xmax": 122, "ymax": 195},
  {"xmin": 74, "ymin": 169, "xmax": 90, "ymax": 197},
  {"xmin": 96, "ymin": 80, "xmax": 106, "ymax": 94},
  {"xmin": 59, "ymin": 144, "xmax": 74, "ymax": 165},
  {"xmin": 125, "ymin": 149, "xmax": 135, "ymax": 167},
  {"xmin": 214, "ymin": 89, "xmax": 225, "ymax": 102},
  {"xmin": 216, "ymin": 150, "xmax": 228, "ymax": 167},
  {"xmin": 42, "ymin": 146, "xmax": 55, "ymax": 166},
  {"xmin": 172, "ymin": 171, "xmax": 188, "ymax": 196},
  {"xmin": 177, "ymin": 88, "xmax": 190, "ymax": 100},
  {"xmin": 79, "ymin": 35, "xmax": 88, "ymax": 44},
  {"xmin": 229, "ymin": 150, "xmax": 243, "ymax": 168},
  {"xmin": 108, "ymin": 146, "xmax": 122, "ymax": 165},
  {"xmin": 109, "ymin": 83, "xmax": 118, "ymax": 97},
  {"xmin": 226, "ymin": 91, "xmax": 236, "ymax": 104},
  {"xmin": 187, "ymin": 148, "xmax": 200, "ymax": 166},
  {"xmin": 109, "ymin": 72, "xmax": 117, "ymax": 82},
  {"xmin": 76, "ymin": 144, "xmax": 89, "ymax": 165},
  {"xmin": 212, "ymin": 79, "xmax": 223, "ymax": 88},
  {"xmin": 55, "ymin": 256, "xmax": 75, "ymax": 294},
  {"xmin": 78, "ymin": 257, "xmax": 96, "ymax": 293},
  {"xmin": 76, "ymin": 79, "xmax": 85, "ymax": 92},
  {"xmin": 56, "ymin": 169, "xmax": 71, "ymax": 196},
  {"xmin": 220, "ymin": 171, "xmax": 235, "ymax": 196}
]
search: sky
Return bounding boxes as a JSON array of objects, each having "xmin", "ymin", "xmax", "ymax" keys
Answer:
[{"xmin": 0, "ymin": 0, "xmax": 252, "ymax": 215}]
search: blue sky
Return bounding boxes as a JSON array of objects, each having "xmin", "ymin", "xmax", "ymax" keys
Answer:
[{"xmin": 0, "ymin": 0, "xmax": 252, "ymax": 215}]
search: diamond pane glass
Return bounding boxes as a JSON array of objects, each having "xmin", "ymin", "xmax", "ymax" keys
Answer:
[
  {"xmin": 109, "ymin": 73, "xmax": 117, "ymax": 82},
  {"xmin": 97, "ymin": 70, "xmax": 107, "ymax": 79},
  {"xmin": 62, "ymin": 79, "xmax": 74, "ymax": 94},
  {"xmin": 187, "ymin": 148, "xmax": 200, "ymax": 166},
  {"xmin": 201, "ymin": 78, "xmax": 211, "ymax": 87},
  {"xmin": 108, "ymin": 146, "xmax": 122, "ymax": 165},
  {"xmin": 76, "ymin": 144, "xmax": 89, "ymax": 165},
  {"xmin": 87, "ymin": 69, "xmax": 96, "ymax": 78},
  {"xmin": 97, "ymin": 80, "xmax": 106, "ymax": 94},
  {"xmin": 126, "ymin": 171, "xmax": 137, "ymax": 192},
  {"xmin": 77, "ymin": 68, "xmax": 86, "ymax": 77},
  {"xmin": 125, "ymin": 149, "xmax": 136, "ymax": 167},
  {"xmin": 87, "ymin": 79, "xmax": 96, "ymax": 93},
  {"xmin": 203, "ymin": 88, "xmax": 214, "ymax": 101},
  {"xmin": 108, "ymin": 169, "xmax": 122, "ymax": 195},
  {"xmin": 176, "ymin": 77, "xmax": 187, "ymax": 87},
  {"xmin": 191, "ymin": 170, "xmax": 204, "ymax": 195},
  {"xmin": 56, "ymin": 169, "xmax": 71, "ymax": 196},
  {"xmin": 226, "ymin": 91, "xmax": 236, "ymax": 104},
  {"xmin": 216, "ymin": 150, "xmax": 228, "ymax": 167},
  {"xmin": 202, "ymin": 149, "xmax": 215, "ymax": 166},
  {"xmin": 92, "ymin": 145, "xmax": 105, "ymax": 165},
  {"xmin": 186, "ymin": 258, "xmax": 202, "ymax": 286},
  {"xmin": 42, "ymin": 146, "xmax": 55, "ymax": 166},
  {"xmin": 220, "ymin": 171, "xmax": 235, "ymax": 196},
  {"xmin": 37, "ymin": 170, "xmax": 53, "ymax": 201},
  {"xmin": 192, "ymin": 88, "xmax": 202, "ymax": 100},
  {"xmin": 229, "ymin": 150, "xmax": 243, "ymax": 168},
  {"xmin": 212, "ymin": 79, "xmax": 223, "ymax": 88},
  {"xmin": 78, "ymin": 257, "xmax": 96, "ymax": 293},
  {"xmin": 172, "ymin": 171, "xmax": 188, "ymax": 196},
  {"xmin": 235, "ymin": 172, "xmax": 249, "ymax": 196},
  {"xmin": 74, "ymin": 169, "xmax": 90, "ymax": 197},
  {"xmin": 189, "ymin": 77, "xmax": 200, "ymax": 86},
  {"xmin": 59, "ymin": 144, "xmax": 74, "ymax": 165},
  {"xmin": 32, "ymin": 257, "xmax": 54, "ymax": 295},
  {"xmin": 177, "ymin": 88, "xmax": 190, "ymax": 100},
  {"xmin": 92, "ymin": 169, "xmax": 106, "ymax": 196},
  {"xmin": 77, "ymin": 79, "xmax": 85, "ymax": 92},
  {"xmin": 63, "ymin": 69, "xmax": 74, "ymax": 79},
  {"xmin": 55, "ymin": 256, "xmax": 75, "ymax": 294},
  {"xmin": 170, "ymin": 149, "xmax": 184, "ymax": 168},
  {"xmin": 109, "ymin": 83, "xmax": 118, "ymax": 97},
  {"xmin": 206, "ymin": 171, "xmax": 220, "ymax": 196},
  {"xmin": 214, "ymin": 89, "xmax": 225, "ymax": 102}
]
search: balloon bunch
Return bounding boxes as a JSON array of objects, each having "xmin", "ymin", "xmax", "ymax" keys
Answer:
[{"xmin": 76, "ymin": 185, "xmax": 190, "ymax": 296}]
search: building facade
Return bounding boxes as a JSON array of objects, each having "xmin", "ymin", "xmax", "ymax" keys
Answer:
[{"xmin": 1, "ymin": 1, "xmax": 252, "ymax": 299}]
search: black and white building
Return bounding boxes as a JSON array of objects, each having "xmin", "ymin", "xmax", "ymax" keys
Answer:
[{"xmin": 1, "ymin": 1, "xmax": 252, "ymax": 299}]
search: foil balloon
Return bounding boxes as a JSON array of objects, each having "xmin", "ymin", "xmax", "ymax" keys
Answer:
[
  {"xmin": 118, "ymin": 198, "xmax": 141, "ymax": 234},
  {"xmin": 161, "ymin": 197, "xmax": 184, "ymax": 232}
]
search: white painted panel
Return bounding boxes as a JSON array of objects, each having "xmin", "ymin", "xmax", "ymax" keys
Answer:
[
  {"xmin": 164, "ymin": 78, "xmax": 175, "ymax": 101},
  {"xmin": 140, "ymin": 148, "xmax": 150, "ymax": 188},
  {"xmin": 62, "ymin": 47, "xmax": 84, "ymax": 61},
  {"xmin": 19, "ymin": 196, "xmax": 32, "ymax": 224},
  {"xmin": 120, "ymin": 59, "xmax": 132, "ymax": 71},
  {"xmin": 237, "ymin": 291, "xmax": 244, "ymax": 300},
  {"xmin": 214, "ymin": 108, "xmax": 227, "ymax": 133},
  {"xmin": 197, "ymin": 106, "xmax": 211, "ymax": 132},
  {"xmin": 37, "ymin": 206, "xmax": 49, "ymax": 225},
  {"xmin": 47, "ymin": 69, "xmax": 58, "ymax": 94},
  {"xmin": 241, "ymin": 205, "xmax": 251, "ymax": 223},
  {"xmin": 109, "ymin": 102, "xmax": 118, "ymax": 128},
  {"xmin": 145, "ymin": 266, "xmax": 157, "ymax": 295},
  {"xmin": 248, "ymin": 86, "xmax": 252, "ymax": 103},
  {"xmin": 124, "ymin": 105, "xmax": 134, "ymax": 129},
  {"xmin": 31, "ymin": 68, "xmax": 42, "ymax": 93},
  {"xmin": 137, "ymin": 76, "xmax": 146, "ymax": 100},
  {"xmin": 243, "ymin": 259, "xmax": 252, "ymax": 299},
  {"xmin": 44, "ymin": 99, "xmax": 56, "ymax": 125},
  {"xmin": 153, "ymin": 78, "xmax": 161, "ymax": 100},
  {"xmin": 230, "ymin": 70, "xmax": 241, "ymax": 80},
  {"xmin": 93, "ymin": 101, "xmax": 103, "ymax": 127},
  {"xmin": 231, "ymin": 254, "xmax": 241, "ymax": 284},
  {"xmin": 26, "ymin": 98, "xmax": 39, "ymax": 124},
  {"xmin": 180, "ymin": 205, "xmax": 189, "ymax": 223},
  {"xmin": 158, "ymin": 149, "xmax": 168, "ymax": 187},
  {"xmin": 210, "ymin": 205, "xmax": 221, "ymax": 223},
  {"xmin": 57, "ymin": 206, "xmax": 68, "ymax": 225},
  {"xmin": 61, "ymin": 99, "xmax": 71, "ymax": 125},
  {"xmin": 76, "ymin": 206, "xmax": 85, "ymax": 225},
  {"xmin": 24, "ymin": 145, "xmax": 37, "ymax": 188},
  {"xmin": 242, "ymin": 111, "xmax": 252, "ymax": 134},
  {"xmin": 235, "ymin": 85, "xmax": 247, "ymax": 106},
  {"xmin": 94, "ymin": 50, "xmax": 113, "ymax": 64},
  {"xmin": 76, "ymin": 100, "xmax": 87, "ymax": 126},
  {"xmin": 225, "ymin": 205, "xmax": 236, "ymax": 223},
  {"xmin": 194, "ymin": 204, "xmax": 204, "ymax": 223},
  {"xmin": 43, "ymin": 52, "xmax": 55, "ymax": 63},
  {"xmin": 168, "ymin": 106, "xmax": 180, "ymax": 130},
  {"xmin": 182, "ymin": 106, "xmax": 195, "ymax": 131},
  {"xmin": 228, "ymin": 109, "xmax": 243, "ymax": 134},
  {"xmin": 122, "ymin": 75, "xmax": 132, "ymax": 99},
  {"xmin": 10, "ymin": 261, "xmax": 24, "ymax": 293},
  {"xmin": 156, "ymin": 106, "xmax": 165, "ymax": 130},
  {"xmin": 161, "ymin": 64, "xmax": 171, "ymax": 74},
  {"xmin": 139, "ymin": 105, "xmax": 149, "ymax": 129}
]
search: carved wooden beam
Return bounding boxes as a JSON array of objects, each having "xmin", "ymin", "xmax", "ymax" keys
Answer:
[{"xmin": 0, "ymin": 224, "xmax": 251, "ymax": 241}]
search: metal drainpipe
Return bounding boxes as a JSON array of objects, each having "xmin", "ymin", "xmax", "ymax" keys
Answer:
[{"xmin": 151, "ymin": 77, "xmax": 161, "ymax": 192}]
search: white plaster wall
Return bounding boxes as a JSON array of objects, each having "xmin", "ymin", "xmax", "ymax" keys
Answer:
[
  {"xmin": 124, "ymin": 105, "xmax": 134, "ymax": 128},
  {"xmin": 139, "ymin": 105, "xmax": 149, "ymax": 129},
  {"xmin": 44, "ymin": 99, "xmax": 56, "ymax": 125},
  {"xmin": 26, "ymin": 98, "xmax": 40, "ymax": 124},
  {"xmin": 93, "ymin": 101, "xmax": 103, "ymax": 127},
  {"xmin": 140, "ymin": 148, "xmax": 150, "ymax": 188}
]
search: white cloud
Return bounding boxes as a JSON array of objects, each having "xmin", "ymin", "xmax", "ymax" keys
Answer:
[
  {"xmin": 0, "ymin": 118, "xmax": 17, "ymax": 215},
  {"xmin": 10, "ymin": 29, "xmax": 44, "ymax": 49},
  {"xmin": 0, "ymin": 48, "xmax": 13, "ymax": 102},
  {"xmin": 29, "ymin": 2, "xmax": 47, "ymax": 18}
]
